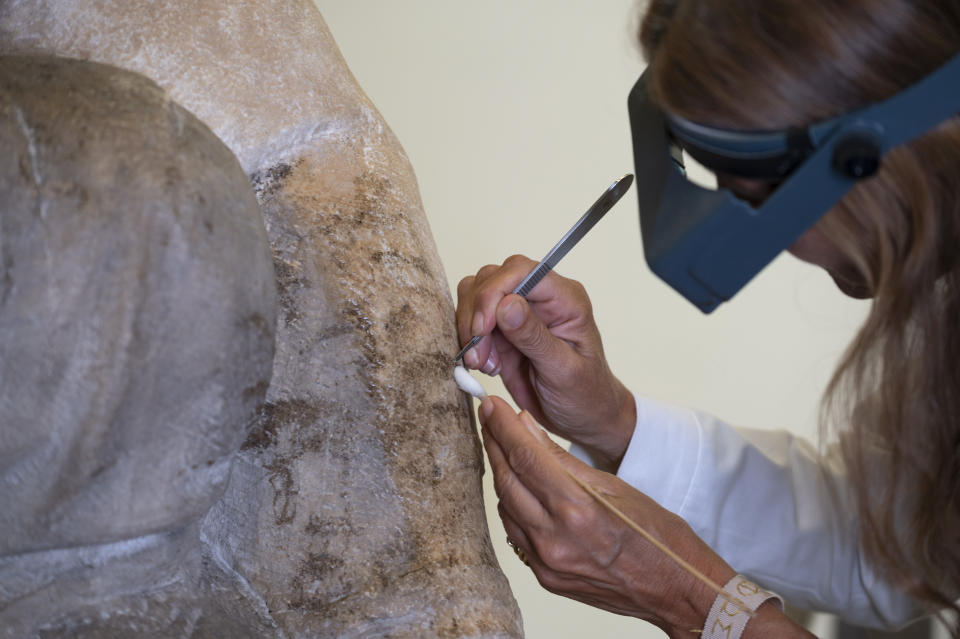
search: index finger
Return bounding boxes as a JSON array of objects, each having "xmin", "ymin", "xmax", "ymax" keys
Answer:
[
  {"xmin": 479, "ymin": 396, "xmax": 588, "ymax": 513},
  {"xmin": 455, "ymin": 256, "xmax": 540, "ymax": 370},
  {"xmin": 468, "ymin": 254, "xmax": 540, "ymax": 340}
]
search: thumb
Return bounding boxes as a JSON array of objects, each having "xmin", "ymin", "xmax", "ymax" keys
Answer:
[
  {"xmin": 518, "ymin": 411, "xmax": 602, "ymax": 491},
  {"xmin": 518, "ymin": 411, "xmax": 584, "ymax": 466},
  {"xmin": 496, "ymin": 294, "xmax": 570, "ymax": 367}
]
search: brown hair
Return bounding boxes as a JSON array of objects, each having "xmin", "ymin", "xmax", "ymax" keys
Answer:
[{"xmin": 639, "ymin": 0, "xmax": 960, "ymax": 626}]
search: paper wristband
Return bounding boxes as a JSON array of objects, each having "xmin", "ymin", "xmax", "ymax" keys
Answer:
[{"xmin": 700, "ymin": 575, "xmax": 784, "ymax": 639}]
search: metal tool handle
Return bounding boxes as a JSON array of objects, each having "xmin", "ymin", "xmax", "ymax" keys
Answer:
[{"xmin": 453, "ymin": 173, "xmax": 634, "ymax": 364}]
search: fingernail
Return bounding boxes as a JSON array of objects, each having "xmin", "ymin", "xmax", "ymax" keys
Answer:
[
  {"xmin": 472, "ymin": 311, "xmax": 485, "ymax": 336},
  {"xmin": 479, "ymin": 398, "xmax": 494, "ymax": 424},
  {"xmin": 499, "ymin": 297, "xmax": 524, "ymax": 330},
  {"xmin": 464, "ymin": 348, "xmax": 480, "ymax": 369},
  {"xmin": 481, "ymin": 351, "xmax": 499, "ymax": 375}
]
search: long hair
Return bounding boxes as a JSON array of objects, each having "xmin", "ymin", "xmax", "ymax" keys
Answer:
[{"xmin": 639, "ymin": 0, "xmax": 960, "ymax": 625}]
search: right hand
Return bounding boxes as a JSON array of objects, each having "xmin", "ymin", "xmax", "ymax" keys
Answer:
[{"xmin": 455, "ymin": 255, "xmax": 636, "ymax": 467}]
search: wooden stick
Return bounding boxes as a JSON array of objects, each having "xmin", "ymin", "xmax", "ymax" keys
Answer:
[{"xmin": 562, "ymin": 468, "xmax": 755, "ymax": 619}]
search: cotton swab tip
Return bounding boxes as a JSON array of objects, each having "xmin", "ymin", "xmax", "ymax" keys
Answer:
[{"xmin": 454, "ymin": 365, "xmax": 487, "ymax": 400}]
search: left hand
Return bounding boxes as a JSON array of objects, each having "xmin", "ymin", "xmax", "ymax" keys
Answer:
[{"xmin": 478, "ymin": 395, "xmax": 734, "ymax": 634}]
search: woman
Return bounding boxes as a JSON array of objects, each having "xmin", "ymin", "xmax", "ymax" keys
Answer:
[{"xmin": 456, "ymin": 1, "xmax": 960, "ymax": 636}]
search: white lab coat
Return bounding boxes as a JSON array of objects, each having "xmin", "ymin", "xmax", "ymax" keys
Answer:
[{"xmin": 570, "ymin": 393, "xmax": 923, "ymax": 630}]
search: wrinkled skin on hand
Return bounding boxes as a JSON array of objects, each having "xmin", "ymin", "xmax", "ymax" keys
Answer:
[
  {"xmin": 478, "ymin": 396, "xmax": 816, "ymax": 639},
  {"xmin": 478, "ymin": 396, "xmax": 728, "ymax": 633},
  {"xmin": 456, "ymin": 255, "xmax": 636, "ymax": 468}
]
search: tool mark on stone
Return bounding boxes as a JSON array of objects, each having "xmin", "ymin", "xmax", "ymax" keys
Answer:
[
  {"xmin": 0, "ymin": 246, "xmax": 12, "ymax": 307},
  {"xmin": 350, "ymin": 172, "xmax": 391, "ymax": 227},
  {"xmin": 399, "ymin": 349, "xmax": 452, "ymax": 385},
  {"xmin": 264, "ymin": 461, "xmax": 297, "ymax": 525},
  {"xmin": 342, "ymin": 301, "xmax": 384, "ymax": 378},
  {"xmin": 429, "ymin": 401, "xmax": 461, "ymax": 417},
  {"xmin": 304, "ymin": 513, "xmax": 358, "ymax": 537},
  {"xmin": 383, "ymin": 302, "xmax": 414, "ymax": 333},
  {"xmin": 242, "ymin": 398, "xmax": 326, "ymax": 451},
  {"xmin": 272, "ymin": 254, "xmax": 305, "ymax": 326},
  {"xmin": 242, "ymin": 379, "xmax": 270, "ymax": 403},
  {"xmin": 312, "ymin": 323, "xmax": 354, "ymax": 343},
  {"xmin": 288, "ymin": 535, "xmax": 416, "ymax": 614},
  {"xmin": 249, "ymin": 161, "xmax": 294, "ymax": 200},
  {"xmin": 371, "ymin": 249, "xmax": 434, "ymax": 280}
]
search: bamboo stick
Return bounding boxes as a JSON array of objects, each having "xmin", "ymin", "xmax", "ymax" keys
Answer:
[{"xmin": 562, "ymin": 468, "xmax": 755, "ymax": 619}]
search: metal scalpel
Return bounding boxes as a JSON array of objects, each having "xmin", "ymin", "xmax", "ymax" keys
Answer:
[{"xmin": 453, "ymin": 173, "xmax": 634, "ymax": 364}]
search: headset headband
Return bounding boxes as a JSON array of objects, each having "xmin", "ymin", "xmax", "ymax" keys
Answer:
[{"xmin": 665, "ymin": 52, "xmax": 960, "ymax": 181}]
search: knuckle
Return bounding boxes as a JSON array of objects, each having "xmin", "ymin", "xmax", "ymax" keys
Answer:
[
  {"xmin": 506, "ymin": 443, "xmax": 540, "ymax": 478},
  {"xmin": 503, "ymin": 254, "xmax": 533, "ymax": 269},
  {"xmin": 456, "ymin": 275, "xmax": 475, "ymax": 297},
  {"xmin": 492, "ymin": 476, "xmax": 517, "ymax": 506},
  {"xmin": 473, "ymin": 266, "xmax": 506, "ymax": 308},
  {"xmin": 455, "ymin": 312, "xmax": 472, "ymax": 341},
  {"xmin": 491, "ymin": 461, "xmax": 514, "ymax": 493},
  {"xmin": 569, "ymin": 279, "xmax": 588, "ymax": 299},
  {"xmin": 537, "ymin": 539, "xmax": 573, "ymax": 569},
  {"xmin": 475, "ymin": 263, "xmax": 501, "ymax": 281},
  {"xmin": 556, "ymin": 501, "xmax": 590, "ymax": 534},
  {"xmin": 568, "ymin": 280, "xmax": 595, "ymax": 316},
  {"xmin": 496, "ymin": 502, "xmax": 508, "ymax": 521}
]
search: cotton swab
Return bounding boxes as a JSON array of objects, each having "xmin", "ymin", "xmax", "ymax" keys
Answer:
[{"xmin": 454, "ymin": 365, "xmax": 488, "ymax": 400}]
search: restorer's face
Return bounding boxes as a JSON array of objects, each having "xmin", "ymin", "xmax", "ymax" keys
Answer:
[{"xmin": 717, "ymin": 174, "xmax": 872, "ymax": 299}]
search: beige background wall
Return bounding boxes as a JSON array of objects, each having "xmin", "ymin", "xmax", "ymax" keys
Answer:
[{"xmin": 315, "ymin": 2, "xmax": 868, "ymax": 637}]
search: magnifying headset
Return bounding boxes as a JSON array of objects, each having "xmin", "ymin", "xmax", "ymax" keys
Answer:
[{"xmin": 628, "ymin": 52, "xmax": 960, "ymax": 313}]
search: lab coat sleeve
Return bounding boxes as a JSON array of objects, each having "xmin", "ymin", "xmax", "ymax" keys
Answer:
[{"xmin": 569, "ymin": 393, "xmax": 924, "ymax": 630}]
